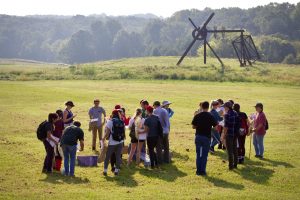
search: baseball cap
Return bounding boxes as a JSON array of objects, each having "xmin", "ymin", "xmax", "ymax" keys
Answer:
[
  {"xmin": 146, "ymin": 106, "xmax": 154, "ymax": 113},
  {"xmin": 112, "ymin": 109, "xmax": 119, "ymax": 116}
]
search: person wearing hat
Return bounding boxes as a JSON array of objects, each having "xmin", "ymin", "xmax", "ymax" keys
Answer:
[
  {"xmin": 153, "ymin": 101, "xmax": 170, "ymax": 164},
  {"xmin": 210, "ymin": 100, "xmax": 223, "ymax": 153},
  {"xmin": 89, "ymin": 99, "xmax": 106, "ymax": 151},
  {"xmin": 162, "ymin": 101, "xmax": 174, "ymax": 118},
  {"xmin": 63, "ymin": 101, "xmax": 76, "ymax": 128},
  {"xmin": 251, "ymin": 103, "xmax": 267, "ymax": 159},
  {"xmin": 221, "ymin": 101, "xmax": 240, "ymax": 170}
]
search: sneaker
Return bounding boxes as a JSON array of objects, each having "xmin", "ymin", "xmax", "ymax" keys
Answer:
[
  {"xmin": 114, "ymin": 171, "xmax": 119, "ymax": 176},
  {"xmin": 209, "ymin": 147, "xmax": 215, "ymax": 154}
]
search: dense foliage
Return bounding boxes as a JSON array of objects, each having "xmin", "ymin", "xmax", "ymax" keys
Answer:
[{"xmin": 0, "ymin": 3, "xmax": 299, "ymax": 64}]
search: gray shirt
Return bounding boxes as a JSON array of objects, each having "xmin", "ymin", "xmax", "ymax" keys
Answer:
[
  {"xmin": 89, "ymin": 106, "xmax": 106, "ymax": 126},
  {"xmin": 153, "ymin": 106, "xmax": 170, "ymax": 134}
]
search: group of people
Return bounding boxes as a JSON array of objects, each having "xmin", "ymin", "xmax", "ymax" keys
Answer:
[
  {"xmin": 39, "ymin": 101, "xmax": 84, "ymax": 176},
  {"xmin": 102, "ymin": 100, "xmax": 172, "ymax": 175},
  {"xmin": 38, "ymin": 98, "xmax": 267, "ymax": 178},
  {"xmin": 38, "ymin": 99, "xmax": 174, "ymax": 176},
  {"xmin": 192, "ymin": 99, "xmax": 268, "ymax": 176}
]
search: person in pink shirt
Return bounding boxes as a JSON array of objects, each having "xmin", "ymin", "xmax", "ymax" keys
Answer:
[{"xmin": 251, "ymin": 103, "xmax": 267, "ymax": 159}]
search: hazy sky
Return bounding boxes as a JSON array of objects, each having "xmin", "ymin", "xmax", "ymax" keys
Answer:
[{"xmin": 0, "ymin": 0, "xmax": 299, "ymax": 17}]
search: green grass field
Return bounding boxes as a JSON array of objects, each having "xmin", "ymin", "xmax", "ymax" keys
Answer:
[{"xmin": 0, "ymin": 79, "xmax": 299, "ymax": 199}]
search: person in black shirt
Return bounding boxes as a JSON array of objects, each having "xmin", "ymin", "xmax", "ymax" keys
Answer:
[
  {"xmin": 42, "ymin": 113, "xmax": 59, "ymax": 173},
  {"xmin": 60, "ymin": 121, "xmax": 84, "ymax": 176},
  {"xmin": 192, "ymin": 101, "xmax": 217, "ymax": 176}
]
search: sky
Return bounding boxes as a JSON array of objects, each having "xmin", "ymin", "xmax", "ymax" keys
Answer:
[{"xmin": 0, "ymin": 0, "xmax": 299, "ymax": 17}]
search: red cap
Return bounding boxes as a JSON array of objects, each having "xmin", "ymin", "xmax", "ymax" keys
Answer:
[
  {"xmin": 115, "ymin": 105, "xmax": 121, "ymax": 109},
  {"xmin": 146, "ymin": 106, "xmax": 154, "ymax": 113},
  {"xmin": 112, "ymin": 109, "xmax": 119, "ymax": 116}
]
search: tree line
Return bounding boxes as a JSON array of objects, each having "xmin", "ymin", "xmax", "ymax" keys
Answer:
[{"xmin": 0, "ymin": 2, "xmax": 300, "ymax": 64}]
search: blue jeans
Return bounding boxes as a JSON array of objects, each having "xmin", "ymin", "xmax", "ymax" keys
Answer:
[
  {"xmin": 210, "ymin": 129, "xmax": 220, "ymax": 148},
  {"xmin": 253, "ymin": 133, "xmax": 265, "ymax": 157},
  {"xmin": 62, "ymin": 145, "xmax": 77, "ymax": 176},
  {"xmin": 195, "ymin": 135, "xmax": 211, "ymax": 175}
]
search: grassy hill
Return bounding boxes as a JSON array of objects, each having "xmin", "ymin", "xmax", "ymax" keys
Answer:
[
  {"xmin": 0, "ymin": 56, "xmax": 300, "ymax": 85},
  {"xmin": 0, "ymin": 57, "xmax": 300, "ymax": 199}
]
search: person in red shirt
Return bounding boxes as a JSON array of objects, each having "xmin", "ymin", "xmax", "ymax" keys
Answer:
[
  {"xmin": 251, "ymin": 103, "xmax": 267, "ymax": 159},
  {"xmin": 53, "ymin": 109, "xmax": 64, "ymax": 171}
]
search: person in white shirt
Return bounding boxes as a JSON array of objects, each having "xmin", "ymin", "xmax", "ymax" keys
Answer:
[
  {"xmin": 102, "ymin": 110, "xmax": 125, "ymax": 176},
  {"xmin": 127, "ymin": 108, "xmax": 146, "ymax": 165}
]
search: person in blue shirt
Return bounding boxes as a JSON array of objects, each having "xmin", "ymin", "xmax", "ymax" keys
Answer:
[
  {"xmin": 210, "ymin": 100, "xmax": 223, "ymax": 153},
  {"xmin": 162, "ymin": 100, "xmax": 174, "ymax": 118},
  {"xmin": 221, "ymin": 101, "xmax": 240, "ymax": 170},
  {"xmin": 153, "ymin": 101, "xmax": 170, "ymax": 164}
]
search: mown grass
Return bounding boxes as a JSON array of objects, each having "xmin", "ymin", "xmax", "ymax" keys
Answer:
[
  {"xmin": 0, "ymin": 80, "xmax": 299, "ymax": 199},
  {"xmin": 0, "ymin": 57, "xmax": 300, "ymax": 85}
]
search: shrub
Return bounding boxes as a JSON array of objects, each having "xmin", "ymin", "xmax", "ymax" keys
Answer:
[
  {"xmin": 153, "ymin": 73, "xmax": 169, "ymax": 80},
  {"xmin": 82, "ymin": 67, "xmax": 96, "ymax": 76},
  {"xmin": 170, "ymin": 73, "xmax": 179, "ymax": 80},
  {"xmin": 69, "ymin": 65, "xmax": 76, "ymax": 74},
  {"xmin": 120, "ymin": 70, "xmax": 132, "ymax": 79}
]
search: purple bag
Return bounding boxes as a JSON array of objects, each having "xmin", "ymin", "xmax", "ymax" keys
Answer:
[{"xmin": 77, "ymin": 155, "xmax": 98, "ymax": 167}]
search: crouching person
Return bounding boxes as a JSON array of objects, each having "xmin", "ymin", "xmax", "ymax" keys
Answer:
[
  {"xmin": 103, "ymin": 110, "xmax": 125, "ymax": 176},
  {"xmin": 60, "ymin": 121, "xmax": 84, "ymax": 177}
]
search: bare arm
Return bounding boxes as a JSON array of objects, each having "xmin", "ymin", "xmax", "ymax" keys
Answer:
[
  {"xmin": 79, "ymin": 140, "xmax": 84, "ymax": 151},
  {"xmin": 102, "ymin": 127, "xmax": 110, "ymax": 140},
  {"xmin": 47, "ymin": 131, "xmax": 58, "ymax": 144},
  {"xmin": 63, "ymin": 110, "xmax": 75, "ymax": 123}
]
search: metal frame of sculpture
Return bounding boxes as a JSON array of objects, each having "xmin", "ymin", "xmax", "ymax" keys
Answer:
[{"xmin": 177, "ymin": 13, "xmax": 260, "ymax": 67}]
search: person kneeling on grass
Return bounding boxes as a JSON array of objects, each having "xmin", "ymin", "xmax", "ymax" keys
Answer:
[
  {"xmin": 102, "ymin": 110, "xmax": 125, "ymax": 176},
  {"xmin": 192, "ymin": 101, "xmax": 218, "ymax": 176},
  {"xmin": 60, "ymin": 121, "xmax": 84, "ymax": 177}
]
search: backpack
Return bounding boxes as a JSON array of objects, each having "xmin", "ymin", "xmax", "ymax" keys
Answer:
[
  {"xmin": 112, "ymin": 118, "xmax": 125, "ymax": 142},
  {"xmin": 37, "ymin": 120, "xmax": 48, "ymax": 141},
  {"xmin": 129, "ymin": 121, "xmax": 137, "ymax": 140},
  {"xmin": 265, "ymin": 119, "xmax": 269, "ymax": 131}
]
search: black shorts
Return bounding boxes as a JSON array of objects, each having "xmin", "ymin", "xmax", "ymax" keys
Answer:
[{"xmin": 131, "ymin": 138, "xmax": 145, "ymax": 143}]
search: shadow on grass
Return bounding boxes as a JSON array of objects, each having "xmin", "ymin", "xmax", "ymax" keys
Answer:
[
  {"xmin": 212, "ymin": 150, "xmax": 291, "ymax": 184},
  {"xmin": 204, "ymin": 176, "xmax": 244, "ymax": 190},
  {"xmin": 39, "ymin": 172, "xmax": 90, "ymax": 184},
  {"xmin": 262, "ymin": 158, "xmax": 294, "ymax": 168},
  {"xmin": 139, "ymin": 162, "xmax": 187, "ymax": 182},
  {"xmin": 104, "ymin": 165, "xmax": 138, "ymax": 187},
  {"xmin": 172, "ymin": 151, "xmax": 189, "ymax": 161}
]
